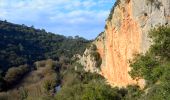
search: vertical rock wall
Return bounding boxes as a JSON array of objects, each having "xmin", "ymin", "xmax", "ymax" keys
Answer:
[{"xmin": 81, "ymin": 0, "xmax": 170, "ymax": 88}]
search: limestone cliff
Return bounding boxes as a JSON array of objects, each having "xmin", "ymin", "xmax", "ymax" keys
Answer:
[{"xmin": 81, "ymin": 0, "xmax": 170, "ymax": 87}]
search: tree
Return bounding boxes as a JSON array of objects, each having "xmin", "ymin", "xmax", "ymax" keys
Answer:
[{"xmin": 129, "ymin": 26, "xmax": 170, "ymax": 99}]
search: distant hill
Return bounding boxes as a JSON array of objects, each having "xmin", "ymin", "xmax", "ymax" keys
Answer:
[{"xmin": 0, "ymin": 20, "xmax": 90, "ymax": 72}]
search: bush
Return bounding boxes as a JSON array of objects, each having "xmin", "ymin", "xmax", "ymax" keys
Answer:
[
  {"xmin": 148, "ymin": 26, "xmax": 170, "ymax": 61},
  {"xmin": 144, "ymin": 82, "xmax": 170, "ymax": 100},
  {"xmin": 90, "ymin": 51, "xmax": 102, "ymax": 68},
  {"xmin": 90, "ymin": 44, "xmax": 97, "ymax": 51},
  {"xmin": 129, "ymin": 26, "xmax": 170, "ymax": 99},
  {"xmin": 124, "ymin": 85, "xmax": 144, "ymax": 100},
  {"xmin": 43, "ymin": 77, "xmax": 56, "ymax": 92},
  {"xmin": 129, "ymin": 26, "xmax": 170, "ymax": 85},
  {"xmin": 82, "ymin": 81, "xmax": 122, "ymax": 100},
  {"xmin": 56, "ymin": 80, "xmax": 123, "ymax": 100},
  {"xmin": 129, "ymin": 54, "xmax": 159, "ymax": 84},
  {"xmin": 90, "ymin": 44, "xmax": 102, "ymax": 69},
  {"xmin": 4, "ymin": 64, "xmax": 29, "ymax": 84}
]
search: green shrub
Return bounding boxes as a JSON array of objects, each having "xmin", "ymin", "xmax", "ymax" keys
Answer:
[
  {"xmin": 129, "ymin": 54, "xmax": 159, "ymax": 84},
  {"xmin": 96, "ymin": 57, "xmax": 102, "ymax": 68},
  {"xmin": 90, "ymin": 44, "xmax": 97, "ymax": 51},
  {"xmin": 4, "ymin": 64, "xmax": 29, "ymax": 84},
  {"xmin": 148, "ymin": 26, "xmax": 170, "ymax": 61},
  {"xmin": 90, "ymin": 51, "xmax": 102, "ymax": 68},
  {"xmin": 56, "ymin": 80, "xmax": 123, "ymax": 100},
  {"xmin": 129, "ymin": 26, "xmax": 170, "ymax": 84},
  {"xmin": 90, "ymin": 44, "xmax": 102, "ymax": 69},
  {"xmin": 82, "ymin": 81, "xmax": 122, "ymax": 100},
  {"xmin": 124, "ymin": 85, "xmax": 144, "ymax": 100},
  {"xmin": 144, "ymin": 82, "xmax": 170, "ymax": 100},
  {"xmin": 129, "ymin": 26, "xmax": 170, "ymax": 99}
]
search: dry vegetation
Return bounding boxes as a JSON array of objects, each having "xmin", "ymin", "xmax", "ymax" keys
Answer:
[{"xmin": 0, "ymin": 59, "xmax": 60, "ymax": 100}]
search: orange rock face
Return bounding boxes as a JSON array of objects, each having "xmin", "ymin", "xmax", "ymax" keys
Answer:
[
  {"xmin": 100, "ymin": 1, "xmax": 144, "ymax": 87},
  {"xmin": 82, "ymin": 0, "xmax": 170, "ymax": 88}
]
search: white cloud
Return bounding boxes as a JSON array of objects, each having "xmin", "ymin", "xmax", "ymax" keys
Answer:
[{"xmin": 0, "ymin": 0, "xmax": 115, "ymax": 39}]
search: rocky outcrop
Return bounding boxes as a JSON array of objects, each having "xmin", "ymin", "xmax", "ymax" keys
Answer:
[
  {"xmin": 81, "ymin": 0, "xmax": 170, "ymax": 88},
  {"xmin": 80, "ymin": 33, "xmax": 105, "ymax": 73}
]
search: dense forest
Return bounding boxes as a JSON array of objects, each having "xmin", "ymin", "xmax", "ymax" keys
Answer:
[
  {"xmin": 0, "ymin": 20, "xmax": 90, "ymax": 72},
  {"xmin": 0, "ymin": 20, "xmax": 169, "ymax": 100}
]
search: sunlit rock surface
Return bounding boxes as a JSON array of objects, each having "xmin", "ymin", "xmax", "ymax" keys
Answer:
[{"xmin": 81, "ymin": 0, "xmax": 170, "ymax": 88}]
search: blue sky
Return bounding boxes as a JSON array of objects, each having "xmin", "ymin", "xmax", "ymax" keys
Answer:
[{"xmin": 0, "ymin": 0, "xmax": 115, "ymax": 39}]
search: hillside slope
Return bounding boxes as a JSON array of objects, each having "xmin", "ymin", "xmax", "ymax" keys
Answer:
[
  {"xmin": 0, "ymin": 20, "xmax": 89, "ymax": 91},
  {"xmin": 0, "ymin": 20, "xmax": 89, "ymax": 72}
]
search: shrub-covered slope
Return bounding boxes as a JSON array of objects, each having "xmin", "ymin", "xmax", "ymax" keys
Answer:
[{"xmin": 0, "ymin": 20, "xmax": 89, "ymax": 71}]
